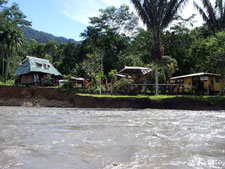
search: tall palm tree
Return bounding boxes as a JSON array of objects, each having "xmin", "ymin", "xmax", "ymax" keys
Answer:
[
  {"xmin": 131, "ymin": 0, "xmax": 187, "ymax": 94},
  {"xmin": 194, "ymin": 0, "xmax": 225, "ymax": 33},
  {"xmin": 1, "ymin": 21, "xmax": 23, "ymax": 81}
]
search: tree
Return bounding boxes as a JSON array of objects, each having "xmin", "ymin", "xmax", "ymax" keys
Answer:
[
  {"xmin": 44, "ymin": 39, "xmax": 58, "ymax": 63},
  {"xmin": 88, "ymin": 5, "xmax": 138, "ymax": 35},
  {"xmin": 128, "ymin": 28, "xmax": 153, "ymax": 65},
  {"xmin": 194, "ymin": 0, "xmax": 225, "ymax": 33},
  {"xmin": 1, "ymin": 22, "xmax": 24, "ymax": 81},
  {"xmin": 81, "ymin": 5, "xmax": 137, "ymax": 75},
  {"xmin": 131, "ymin": 0, "xmax": 188, "ymax": 94},
  {"xmin": 0, "ymin": 1, "xmax": 30, "ymax": 81},
  {"xmin": 161, "ymin": 15, "xmax": 196, "ymax": 75},
  {"xmin": 108, "ymin": 69, "xmax": 117, "ymax": 94}
]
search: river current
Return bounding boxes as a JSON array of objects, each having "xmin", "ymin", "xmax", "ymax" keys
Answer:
[{"xmin": 0, "ymin": 107, "xmax": 224, "ymax": 169}]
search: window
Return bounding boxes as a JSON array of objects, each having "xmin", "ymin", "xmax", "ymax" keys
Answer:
[
  {"xmin": 36, "ymin": 62, "xmax": 42, "ymax": 68},
  {"xmin": 44, "ymin": 64, "xmax": 50, "ymax": 70},
  {"xmin": 216, "ymin": 77, "xmax": 220, "ymax": 83},
  {"xmin": 211, "ymin": 80, "xmax": 214, "ymax": 85}
]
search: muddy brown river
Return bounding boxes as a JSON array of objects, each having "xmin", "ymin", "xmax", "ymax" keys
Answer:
[{"xmin": 0, "ymin": 107, "xmax": 224, "ymax": 169}]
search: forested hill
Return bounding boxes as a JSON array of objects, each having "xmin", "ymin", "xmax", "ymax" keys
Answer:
[{"xmin": 21, "ymin": 27, "xmax": 79, "ymax": 44}]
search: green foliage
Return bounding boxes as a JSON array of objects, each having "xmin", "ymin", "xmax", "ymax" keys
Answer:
[
  {"xmin": 60, "ymin": 76, "xmax": 74, "ymax": 91},
  {"xmin": 60, "ymin": 80, "xmax": 74, "ymax": 91},
  {"xmin": 0, "ymin": 0, "xmax": 30, "ymax": 82},
  {"xmin": 113, "ymin": 78, "xmax": 134, "ymax": 91},
  {"xmin": 108, "ymin": 69, "xmax": 117, "ymax": 79},
  {"xmin": 194, "ymin": 0, "xmax": 225, "ymax": 33},
  {"xmin": 1, "ymin": 0, "xmax": 225, "ymax": 97},
  {"xmin": 44, "ymin": 74, "xmax": 53, "ymax": 86},
  {"xmin": 0, "ymin": 79, "xmax": 14, "ymax": 86},
  {"xmin": 189, "ymin": 31, "xmax": 225, "ymax": 73},
  {"xmin": 80, "ymin": 5, "xmax": 137, "ymax": 75}
]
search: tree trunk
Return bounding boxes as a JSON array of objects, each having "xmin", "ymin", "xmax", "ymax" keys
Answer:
[
  {"xmin": 155, "ymin": 62, "xmax": 159, "ymax": 95},
  {"xmin": 152, "ymin": 32, "xmax": 160, "ymax": 95},
  {"xmin": 110, "ymin": 80, "xmax": 113, "ymax": 95},
  {"xmin": 99, "ymin": 77, "xmax": 102, "ymax": 95},
  {"xmin": 221, "ymin": 74, "xmax": 224, "ymax": 96},
  {"xmin": 2, "ymin": 52, "xmax": 5, "ymax": 82},
  {"xmin": 4, "ymin": 55, "xmax": 9, "ymax": 82}
]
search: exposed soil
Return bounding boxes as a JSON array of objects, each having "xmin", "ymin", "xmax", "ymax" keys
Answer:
[{"xmin": 0, "ymin": 86, "xmax": 224, "ymax": 110}]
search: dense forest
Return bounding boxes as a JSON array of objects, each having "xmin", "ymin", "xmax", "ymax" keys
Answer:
[{"xmin": 0, "ymin": 0, "xmax": 225, "ymax": 89}]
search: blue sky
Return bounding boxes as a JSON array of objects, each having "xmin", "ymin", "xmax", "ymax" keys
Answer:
[{"xmin": 10, "ymin": 0, "xmax": 203, "ymax": 41}]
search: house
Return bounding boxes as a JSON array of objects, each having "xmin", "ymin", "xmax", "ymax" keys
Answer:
[
  {"xmin": 70, "ymin": 77, "xmax": 85, "ymax": 87},
  {"xmin": 169, "ymin": 72, "xmax": 222, "ymax": 94},
  {"xmin": 118, "ymin": 66, "xmax": 152, "ymax": 93},
  {"xmin": 14, "ymin": 56, "xmax": 62, "ymax": 86}
]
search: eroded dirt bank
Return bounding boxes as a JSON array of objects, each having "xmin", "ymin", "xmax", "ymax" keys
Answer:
[{"xmin": 0, "ymin": 86, "xmax": 224, "ymax": 110}]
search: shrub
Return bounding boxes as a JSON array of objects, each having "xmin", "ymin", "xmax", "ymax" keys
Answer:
[
  {"xmin": 113, "ymin": 78, "xmax": 134, "ymax": 92},
  {"xmin": 44, "ymin": 74, "xmax": 53, "ymax": 86}
]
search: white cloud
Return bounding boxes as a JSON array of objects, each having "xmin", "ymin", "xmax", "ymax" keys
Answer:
[
  {"xmin": 59, "ymin": 0, "xmax": 105, "ymax": 25},
  {"xmin": 59, "ymin": 0, "xmax": 203, "ymax": 28}
]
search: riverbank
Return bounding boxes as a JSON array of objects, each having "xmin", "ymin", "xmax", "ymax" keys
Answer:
[{"xmin": 0, "ymin": 86, "xmax": 225, "ymax": 110}]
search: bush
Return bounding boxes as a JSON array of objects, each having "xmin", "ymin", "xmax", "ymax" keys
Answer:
[
  {"xmin": 87, "ymin": 85, "xmax": 106, "ymax": 94},
  {"xmin": 113, "ymin": 78, "xmax": 134, "ymax": 91},
  {"xmin": 60, "ymin": 79, "xmax": 74, "ymax": 91},
  {"xmin": 60, "ymin": 75, "xmax": 75, "ymax": 91},
  {"xmin": 44, "ymin": 74, "xmax": 53, "ymax": 86}
]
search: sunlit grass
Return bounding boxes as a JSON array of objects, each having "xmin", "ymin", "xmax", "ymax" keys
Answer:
[
  {"xmin": 0, "ymin": 80, "xmax": 14, "ymax": 86},
  {"xmin": 76, "ymin": 93, "xmax": 147, "ymax": 98},
  {"xmin": 76, "ymin": 93, "xmax": 225, "ymax": 102}
]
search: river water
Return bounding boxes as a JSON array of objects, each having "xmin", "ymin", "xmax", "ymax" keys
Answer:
[{"xmin": 0, "ymin": 107, "xmax": 225, "ymax": 169}]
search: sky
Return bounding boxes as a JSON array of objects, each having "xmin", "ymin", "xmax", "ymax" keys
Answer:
[{"xmin": 10, "ymin": 0, "xmax": 204, "ymax": 41}]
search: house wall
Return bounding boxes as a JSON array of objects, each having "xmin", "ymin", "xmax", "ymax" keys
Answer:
[
  {"xmin": 208, "ymin": 76, "xmax": 221, "ymax": 92},
  {"xmin": 21, "ymin": 73, "xmax": 33, "ymax": 84},
  {"xmin": 172, "ymin": 77, "xmax": 192, "ymax": 93},
  {"xmin": 171, "ymin": 75, "xmax": 222, "ymax": 94}
]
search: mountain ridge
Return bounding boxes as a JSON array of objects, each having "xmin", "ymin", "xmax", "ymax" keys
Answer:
[{"xmin": 21, "ymin": 26, "xmax": 79, "ymax": 44}]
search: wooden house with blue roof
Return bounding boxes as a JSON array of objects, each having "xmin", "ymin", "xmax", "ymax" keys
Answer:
[{"xmin": 14, "ymin": 56, "xmax": 62, "ymax": 86}]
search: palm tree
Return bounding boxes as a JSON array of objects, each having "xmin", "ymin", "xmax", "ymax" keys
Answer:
[
  {"xmin": 0, "ymin": 21, "xmax": 23, "ymax": 81},
  {"xmin": 194, "ymin": 0, "xmax": 225, "ymax": 33},
  {"xmin": 131, "ymin": 0, "xmax": 187, "ymax": 94}
]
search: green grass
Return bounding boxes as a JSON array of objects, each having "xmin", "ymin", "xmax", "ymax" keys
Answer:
[
  {"xmin": 0, "ymin": 80, "xmax": 14, "ymax": 86},
  {"xmin": 181, "ymin": 95, "xmax": 225, "ymax": 103},
  {"xmin": 76, "ymin": 93, "xmax": 225, "ymax": 102},
  {"xmin": 76, "ymin": 93, "xmax": 147, "ymax": 98}
]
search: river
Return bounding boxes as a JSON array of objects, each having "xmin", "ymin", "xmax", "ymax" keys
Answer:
[{"xmin": 0, "ymin": 107, "xmax": 224, "ymax": 169}]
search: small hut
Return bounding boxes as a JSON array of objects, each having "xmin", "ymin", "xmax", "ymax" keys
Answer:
[
  {"xmin": 118, "ymin": 66, "xmax": 152, "ymax": 93},
  {"xmin": 14, "ymin": 56, "xmax": 62, "ymax": 86},
  {"xmin": 70, "ymin": 77, "xmax": 85, "ymax": 87}
]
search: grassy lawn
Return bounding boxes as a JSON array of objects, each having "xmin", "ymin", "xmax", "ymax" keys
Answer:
[
  {"xmin": 0, "ymin": 80, "xmax": 14, "ymax": 86},
  {"xmin": 76, "ymin": 93, "xmax": 225, "ymax": 102}
]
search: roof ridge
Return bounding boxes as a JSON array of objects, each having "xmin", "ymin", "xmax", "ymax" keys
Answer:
[{"xmin": 26, "ymin": 56, "xmax": 50, "ymax": 62}]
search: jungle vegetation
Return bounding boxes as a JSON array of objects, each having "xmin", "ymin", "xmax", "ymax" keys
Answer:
[{"xmin": 0, "ymin": 0, "xmax": 225, "ymax": 93}]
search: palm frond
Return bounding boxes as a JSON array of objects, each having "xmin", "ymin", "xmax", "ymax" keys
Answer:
[
  {"xmin": 162, "ymin": 0, "xmax": 188, "ymax": 28},
  {"xmin": 194, "ymin": 0, "xmax": 223, "ymax": 32},
  {"xmin": 131, "ymin": 0, "xmax": 151, "ymax": 27}
]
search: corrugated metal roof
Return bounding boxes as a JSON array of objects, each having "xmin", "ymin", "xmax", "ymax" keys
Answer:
[
  {"xmin": 14, "ymin": 56, "xmax": 62, "ymax": 76},
  {"xmin": 170, "ymin": 72, "xmax": 220, "ymax": 80},
  {"xmin": 119, "ymin": 66, "xmax": 152, "ymax": 75},
  {"xmin": 71, "ymin": 76, "xmax": 84, "ymax": 81},
  {"xmin": 115, "ymin": 74, "xmax": 132, "ymax": 78}
]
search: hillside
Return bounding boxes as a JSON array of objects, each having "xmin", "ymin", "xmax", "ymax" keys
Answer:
[{"xmin": 21, "ymin": 26, "xmax": 79, "ymax": 44}]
